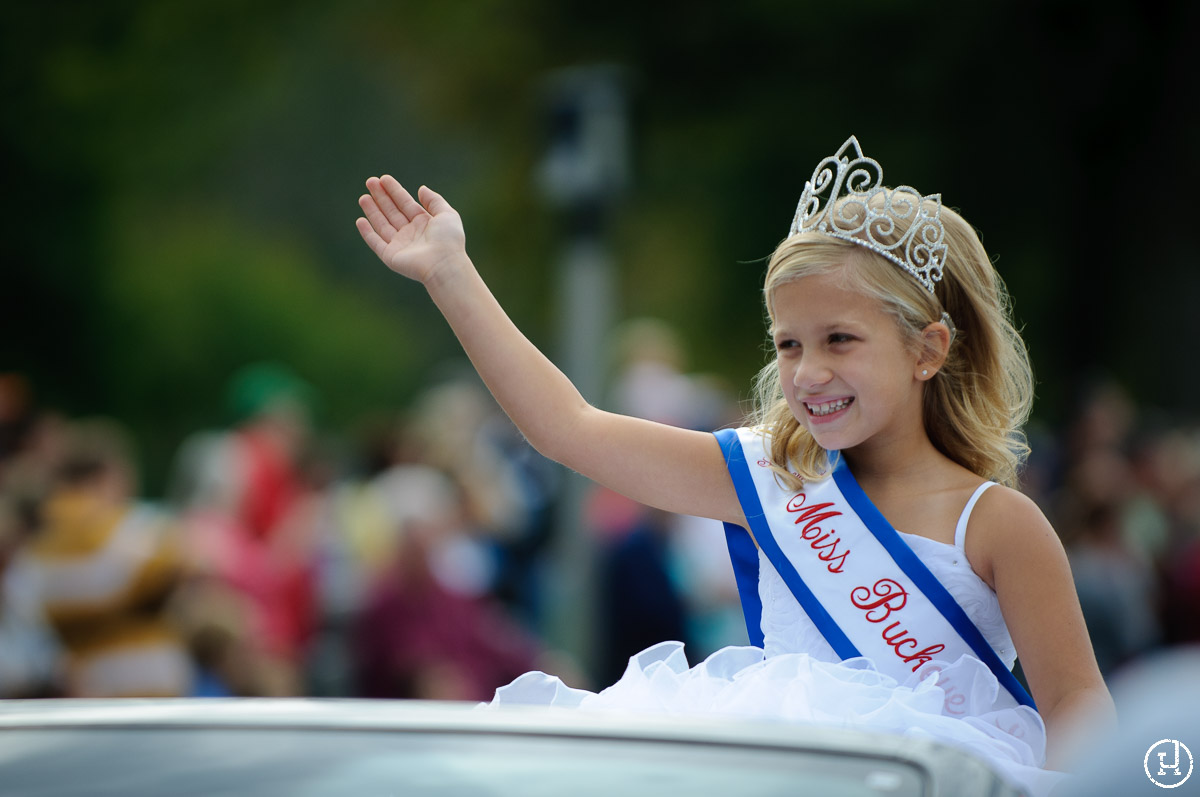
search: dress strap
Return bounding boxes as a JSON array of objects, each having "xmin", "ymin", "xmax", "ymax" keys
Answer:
[{"xmin": 955, "ymin": 482, "xmax": 997, "ymax": 550}]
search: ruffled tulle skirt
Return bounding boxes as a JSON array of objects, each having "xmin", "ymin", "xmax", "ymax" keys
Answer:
[{"xmin": 489, "ymin": 641, "xmax": 1067, "ymax": 797}]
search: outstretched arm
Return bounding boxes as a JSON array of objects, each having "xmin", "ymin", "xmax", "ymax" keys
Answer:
[{"xmin": 356, "ymin": 176, "xmax": 745, "ymax": 527}]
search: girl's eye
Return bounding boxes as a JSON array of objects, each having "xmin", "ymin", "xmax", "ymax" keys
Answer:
[
  {"xmin": 775, "ymin": 339, "xmax": 799, "ymax": 351},
  {"xmin": 829, "ymin": 333, "xmax": 854, "ymax": 344}
]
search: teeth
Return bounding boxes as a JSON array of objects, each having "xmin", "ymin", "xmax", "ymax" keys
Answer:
[{"xmin": 807, "ymin": 398, "xmax": 852, "ymax": 417}]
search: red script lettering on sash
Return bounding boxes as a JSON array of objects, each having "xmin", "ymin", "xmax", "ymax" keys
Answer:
[
  {"xmin": 920, "ymin": 664, "xmax": 968, "ymax": 716},
  {"xmin": 785, "ymin": 492, "xmax": 851, "ymax": 573},
  {"xmin": 852, "ymin": 579, "xmax": 947, "ymax": 672}
]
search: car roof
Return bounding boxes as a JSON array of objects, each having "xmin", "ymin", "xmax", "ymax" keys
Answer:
[
  {"xmin": 0, "ymin": 697, "xmax": 929, "ymax": 751},
  {"xmin": 0, "ymin": 697, "xmax": 1017, "ymax": 796}
]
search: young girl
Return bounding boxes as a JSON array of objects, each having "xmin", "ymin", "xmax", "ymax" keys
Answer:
[{"xmin": 355, "ymin": 136, "xmax": 1114, "ymax": 795}]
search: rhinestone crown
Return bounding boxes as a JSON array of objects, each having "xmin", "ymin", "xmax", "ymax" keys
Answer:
[{"xmin": 789, "ymin": 136, "xmax": 946, "ymax": 293}]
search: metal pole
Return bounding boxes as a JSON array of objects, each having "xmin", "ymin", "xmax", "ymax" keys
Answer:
[{"xmin": 535, "ymin": 65, "xmax": 629, "ymax": 680}]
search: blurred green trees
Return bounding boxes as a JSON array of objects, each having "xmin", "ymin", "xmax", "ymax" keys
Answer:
[{"xmin": 3, "ymin": 1, "xmax": 1198, "ymax": 492}]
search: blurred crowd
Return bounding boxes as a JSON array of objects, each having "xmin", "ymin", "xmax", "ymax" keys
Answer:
[
  {"xmin": 1024, "ymin": 380, "xmax": 1200, "ymax": 674},
  {"xmin": 0, "ymin": 363, "xmax": 553, "ymax": 701},
  {"xmin": 1, "ymin": 337, "xmax": 1198, "ymax": 702}
]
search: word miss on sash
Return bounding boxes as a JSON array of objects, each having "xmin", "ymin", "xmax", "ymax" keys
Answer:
[{"xmin": 784, "ymin": 492, "xmax": 850, "ymax": 573}]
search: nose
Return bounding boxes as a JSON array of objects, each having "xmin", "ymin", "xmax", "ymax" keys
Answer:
[{"xmin": 790, "ymin": 352, "xmax": 832, "ymax": 391}]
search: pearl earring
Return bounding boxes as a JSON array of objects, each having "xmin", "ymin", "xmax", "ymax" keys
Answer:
[{"xmin": 922, "ymin": 369, "xmax": 928, "ymax": 376}]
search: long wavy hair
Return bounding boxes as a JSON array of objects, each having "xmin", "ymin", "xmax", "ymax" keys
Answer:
[{"xmin": 750, "ymin": 196, "xmax": 1034, "ymax": 489}]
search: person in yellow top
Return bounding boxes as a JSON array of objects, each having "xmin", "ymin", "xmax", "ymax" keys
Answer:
[{"xmin": 24, "ymin": 419, "xmax": 190, "ymax": 697}]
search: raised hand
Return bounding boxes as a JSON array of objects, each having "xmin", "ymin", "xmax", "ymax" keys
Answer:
[{"xmin": 355, "ymin": 176, "xmax": 467, "ymax": 284}]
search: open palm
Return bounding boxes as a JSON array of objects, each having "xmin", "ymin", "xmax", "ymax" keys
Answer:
[{"xmin": 355, "ymin": 176, "xmax": 466, "ymax": 284}]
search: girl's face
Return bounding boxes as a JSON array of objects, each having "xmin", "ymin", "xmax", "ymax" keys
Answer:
[{"xmin": 771, "ymin": 269, "xmax": 926, "ymax": 456}]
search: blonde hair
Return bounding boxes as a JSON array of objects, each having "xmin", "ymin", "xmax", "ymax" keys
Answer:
[{"xmin": 750, "ymin": 195, "xmax": 1033, "ymax": 488}]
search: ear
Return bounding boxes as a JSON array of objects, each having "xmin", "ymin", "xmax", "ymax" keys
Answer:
[{"xmin": 915, "ymin": 321, "xmax": 952, "ymax": 381}]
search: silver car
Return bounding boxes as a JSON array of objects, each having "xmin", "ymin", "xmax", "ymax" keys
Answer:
[{"xmin": 0, "ymin": 698, "xmax": 1021, "ymax": 795}]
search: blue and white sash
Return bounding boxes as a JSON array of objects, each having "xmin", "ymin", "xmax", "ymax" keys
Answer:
[{"xmin": 715, "ymin": 426, "xmax": 1035, "ymax": 712}]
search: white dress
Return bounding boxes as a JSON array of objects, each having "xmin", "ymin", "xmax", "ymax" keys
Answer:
[{"xmin": 491, "ymin": 486, "xmax": 1066, "ymax": 796}]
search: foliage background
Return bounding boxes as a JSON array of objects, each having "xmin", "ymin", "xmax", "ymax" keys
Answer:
[{"xmin": 3, "ymin": 0, "xmax": 1198, "ymax": 493}]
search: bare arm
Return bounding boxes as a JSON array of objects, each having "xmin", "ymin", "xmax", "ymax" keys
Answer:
[
  {"xmin": 970, "ymin": 488, "xmax": 1116, "ymax": 771},
  {"xmin": 356, "ymin": 177, "xmax": 745, "ymax": 526}
]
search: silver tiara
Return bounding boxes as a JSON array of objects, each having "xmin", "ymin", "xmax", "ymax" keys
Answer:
[{"xmin": 789, "ymin": 136, "xmax": 947, "ymax": 293}]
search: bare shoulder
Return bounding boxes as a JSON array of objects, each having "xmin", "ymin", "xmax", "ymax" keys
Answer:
[
  {"xmin": 964, "ymin": 484, "xmax": 1062, "ymax": 588},
  {"xmin": 973, "ymin": 484, "xmax": 1053, "ymax": 532}
]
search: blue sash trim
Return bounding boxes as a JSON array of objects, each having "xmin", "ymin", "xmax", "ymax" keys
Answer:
[
  {"xmin": 714, "ymin": 429, "xmax": 860, "ymax": 660},
  {"xmin": 722, "ymin": 524, "xmax": 764, "ymax": 648},
  {"xmin": 830, "ymin": 453, "xmax": 1037, "ymax": 710},
  {"xmin": 715, "ymin": 431, "xmax": 764, "ymax": 647}
]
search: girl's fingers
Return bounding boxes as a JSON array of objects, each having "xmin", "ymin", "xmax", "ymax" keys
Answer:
[
  {"xmin": 355, "ymin": 216, "xmax": 388, "ymax": 259},
  {"xmin": 418, "ymin": 185, "xmax": 452, "ymax": 215},
  {"xmin": 380, "ymin": 175, "xmax": 426, "ymax": 221},
  {"xmin": 365, "ymin": 176, "xmax": 409, "ymax": 232},
  {"xmin": 358, "ymin": 194, "xmax": 397, "ymax": 241}
]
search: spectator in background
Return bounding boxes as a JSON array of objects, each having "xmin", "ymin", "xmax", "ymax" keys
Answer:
[
  {"xmin": 1053, "ymin": 380, "xmax": 1161, "ymax": 676},
  {"xmin": 0, "ymin": 374, "xmax": 36, "ymax": 471},
  {"xmin": 1064, "ymin": 492, "xmax": 1161, "ymax": 676},
  {"xmin": 0, "ymin": 373, "xmax": 71, "ymax": 540},
  {"xmin": 1142, "ymin": 428, "xmax": 1200, "ymax": 646},
  {"xmin": 167, "ymin": 361, "xmax": 321, "ymax": 695},
  {"xmin": 352, "ymin": 463, "xmax": 543, "ymax": 700},
  {"xmin": 403, "ymin": 376, "xmax": 559, "ymax": 635},
  {"xmin": 20, "ymin": 419, "xmax": 189, "ymax": 697},
  {"xmin": 307, "ymin": 376, "xmax": 564, "ymax": 699},
  {"xmin": 0, "ymin": 495, "xmax": 63, "ymax": 697},
  {"xmin": 405, "ymin": 378, "xmax": 539, "ymax": 551},
  {"xmin": 0, "ymin": 374, "xmax": 68, "ymax": 698}
]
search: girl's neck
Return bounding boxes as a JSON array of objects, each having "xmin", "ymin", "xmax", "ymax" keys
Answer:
[{"xmin": 839, "ymin": 432, "xmax": 953, "ymax": 493}]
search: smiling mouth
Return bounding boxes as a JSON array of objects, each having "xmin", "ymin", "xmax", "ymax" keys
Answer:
[{"xmin": 805, "ymin": 398, "xmax": 854, "ymax": 417}]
